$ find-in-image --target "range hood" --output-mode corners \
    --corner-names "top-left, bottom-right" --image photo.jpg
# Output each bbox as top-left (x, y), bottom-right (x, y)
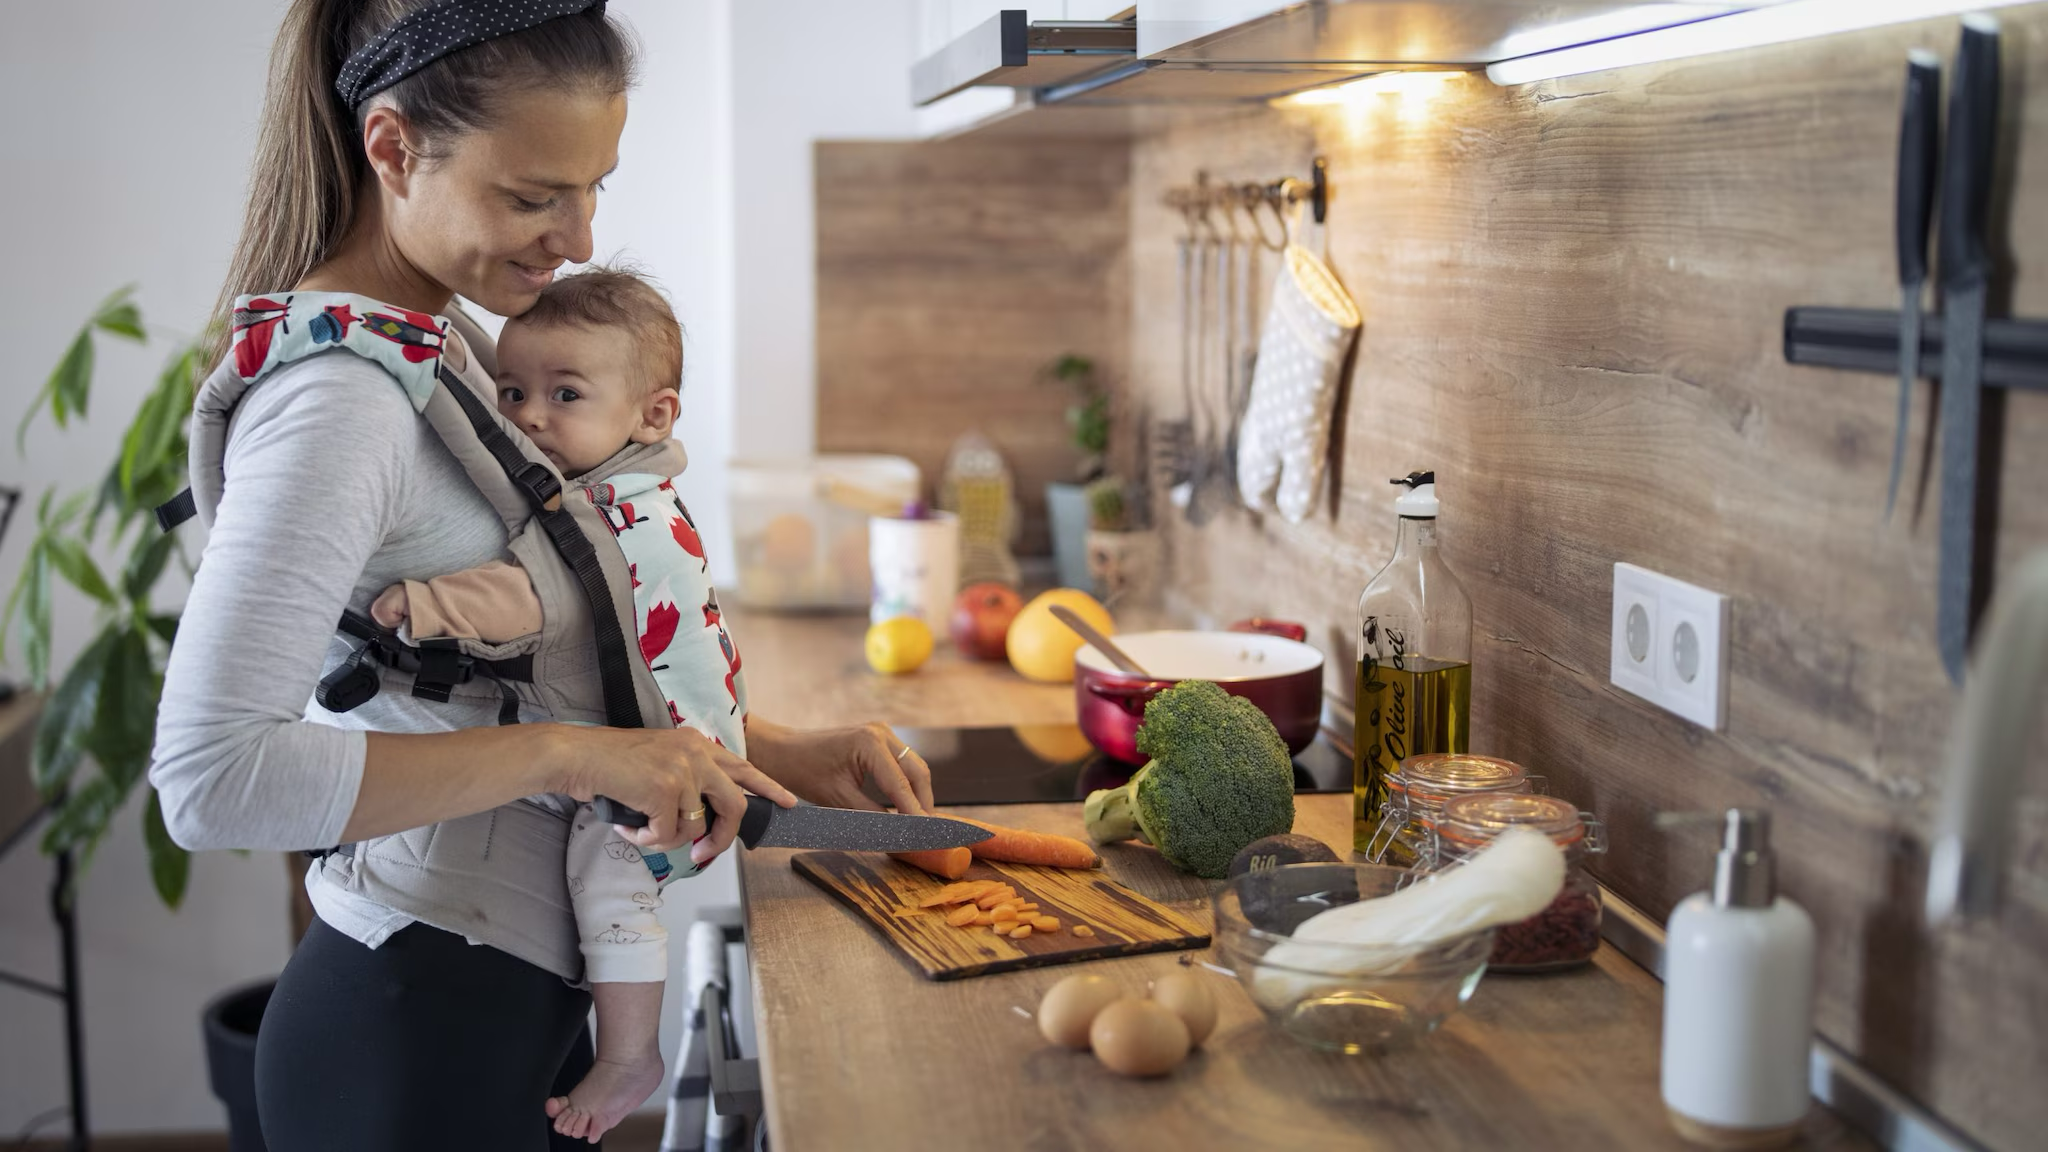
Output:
top-left (912, 3), bottom-right (1757, 132)
top-left (1138, 1), bottom-right (1748, 67)
top-left (912, 12), bottom-right (1137, 106)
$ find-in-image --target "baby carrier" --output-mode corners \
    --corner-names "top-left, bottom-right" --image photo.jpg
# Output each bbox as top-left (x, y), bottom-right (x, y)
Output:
top-left (159, 292), bottom-right (678, 829)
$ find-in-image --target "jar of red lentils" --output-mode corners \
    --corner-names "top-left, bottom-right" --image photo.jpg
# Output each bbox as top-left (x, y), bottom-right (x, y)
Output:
top-left (1364, 753), bottom-right (1537, 868)
top-left (1431, 793), bottom-right (1607, 972)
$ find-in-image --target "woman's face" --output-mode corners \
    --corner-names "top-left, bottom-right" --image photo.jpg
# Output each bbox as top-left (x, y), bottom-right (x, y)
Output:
top-left (385, 89), bottom-right (627, 317)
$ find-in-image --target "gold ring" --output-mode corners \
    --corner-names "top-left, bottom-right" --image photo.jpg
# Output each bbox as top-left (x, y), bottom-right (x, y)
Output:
top-left (896, 745), bottom-right (914, 761)
top-left (685, 807), bottom-right (707, 822)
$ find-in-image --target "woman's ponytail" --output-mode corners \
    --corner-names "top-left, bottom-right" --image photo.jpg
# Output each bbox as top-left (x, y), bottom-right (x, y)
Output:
top-left (211, 0), bottom-right (363, 360)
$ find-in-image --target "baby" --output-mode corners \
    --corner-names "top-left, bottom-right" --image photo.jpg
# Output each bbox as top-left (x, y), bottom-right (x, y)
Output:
top-left (370, 267), bottom-right (744, 1143)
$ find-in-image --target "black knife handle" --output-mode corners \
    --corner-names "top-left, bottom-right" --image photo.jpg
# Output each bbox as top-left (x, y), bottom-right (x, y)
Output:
top-left (1896, 51), bottom-right (1940, 286)
top-left (1938, 17), bottom-right (2000, 290)
top-left (593, 793), bottom-right (775, 849)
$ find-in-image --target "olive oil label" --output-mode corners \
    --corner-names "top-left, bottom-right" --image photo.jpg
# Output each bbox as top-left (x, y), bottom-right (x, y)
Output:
top-left (1353, 616), bottom-right (1472, 851)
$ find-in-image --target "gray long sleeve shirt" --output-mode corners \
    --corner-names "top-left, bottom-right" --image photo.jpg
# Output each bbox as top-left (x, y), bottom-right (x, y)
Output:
top-left (151, 349), bottom-right (576, 973)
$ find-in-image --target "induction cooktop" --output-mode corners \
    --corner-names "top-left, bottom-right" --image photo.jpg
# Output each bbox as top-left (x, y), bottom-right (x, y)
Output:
top-left (868, 725), bottom-right (1354, 808)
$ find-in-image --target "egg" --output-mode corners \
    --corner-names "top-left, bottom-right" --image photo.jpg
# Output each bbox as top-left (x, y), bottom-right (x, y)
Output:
top-left (1037, 974), bottom-right (1123, 1049)
top-left (1089, 998), bottom-right (1191, 1077)
top-left (1150, 970), bottom-right (1218, 1047)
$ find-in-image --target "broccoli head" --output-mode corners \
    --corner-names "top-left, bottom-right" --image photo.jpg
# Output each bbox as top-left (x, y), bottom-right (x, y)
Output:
top-left (1081, 679), bottom-right (1296, 878)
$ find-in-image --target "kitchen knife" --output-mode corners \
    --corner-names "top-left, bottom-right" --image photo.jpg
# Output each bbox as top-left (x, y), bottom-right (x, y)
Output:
top-left (592, 794), bottom-right (994, 852)
top-left (1935, 15), bottom-right (2001, 684)
top-left (1886, 50), bottom-right (1940, 519)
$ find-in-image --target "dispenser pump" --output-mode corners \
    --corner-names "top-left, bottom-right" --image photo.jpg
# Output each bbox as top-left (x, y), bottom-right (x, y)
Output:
top-left (1391, 471), bottom-right (1438, 519)
top-left (1712, 809), bottom-right (1777, 909)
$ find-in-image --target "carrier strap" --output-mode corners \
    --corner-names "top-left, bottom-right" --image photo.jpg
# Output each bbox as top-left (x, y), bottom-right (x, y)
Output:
top-left (437, 368), bottom-right (644, 730)
top-left (156, 487), bottom-right (197, 532)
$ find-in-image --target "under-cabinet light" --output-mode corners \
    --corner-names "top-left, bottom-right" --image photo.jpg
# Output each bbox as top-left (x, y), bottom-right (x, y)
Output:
top-left (1287, 70), bottom-right (1463, 107)
top-left (1487, 0), bottom-right (2032, 86)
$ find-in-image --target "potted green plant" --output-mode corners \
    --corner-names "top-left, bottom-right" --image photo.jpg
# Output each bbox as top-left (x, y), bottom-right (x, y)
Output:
top-left (1042, 354), bottom-right (1107, 592)
top-left (3, 288), bottom-right (272, 1150)
top-left (1083, 475), bottom-right (1159, 608)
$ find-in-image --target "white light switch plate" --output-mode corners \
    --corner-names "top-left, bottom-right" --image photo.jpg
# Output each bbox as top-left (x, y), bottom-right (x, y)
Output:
top-left (1610, 562), bottom-right (1729, 730)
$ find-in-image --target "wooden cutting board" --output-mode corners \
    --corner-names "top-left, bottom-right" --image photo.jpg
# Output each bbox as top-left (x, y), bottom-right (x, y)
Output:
top-left (791, 852), bottom-right (1211, 981)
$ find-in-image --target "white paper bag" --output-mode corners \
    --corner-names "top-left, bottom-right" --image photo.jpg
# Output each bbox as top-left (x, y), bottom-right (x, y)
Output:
top-left (1236, 244), bottom-right (1362, 522)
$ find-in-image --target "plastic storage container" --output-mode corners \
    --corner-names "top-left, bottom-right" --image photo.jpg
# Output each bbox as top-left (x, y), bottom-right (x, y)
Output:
top-left (728, 456), bottom-right (920, 610)
top-left (1433, 793), bottom-right (1607, 972)
top-left (1363, 753), bottom-right (1535, 868)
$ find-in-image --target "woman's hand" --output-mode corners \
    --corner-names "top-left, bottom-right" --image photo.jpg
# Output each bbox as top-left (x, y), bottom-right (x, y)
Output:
top-left (548, 725), bottom-right (798, 866)
top-left (743, 717), bottom-right (936, 815)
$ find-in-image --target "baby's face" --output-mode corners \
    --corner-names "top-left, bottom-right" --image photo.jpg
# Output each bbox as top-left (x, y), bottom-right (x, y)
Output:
top-left (495, 321), bottom-right (668, 477)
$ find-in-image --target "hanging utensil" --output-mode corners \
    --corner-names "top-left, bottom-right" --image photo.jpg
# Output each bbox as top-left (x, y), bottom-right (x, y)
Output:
top-left (1178, 193), bottom-right (1217, 521)
top-left (1935, 15), bottom-right (2001, 684)
top-left (1885, 50), bottom-right (1940, 520)
top-left (1155, 207), bottom-right (1197, 496)
top-left (1186, 198), bottom-right (1232, 527)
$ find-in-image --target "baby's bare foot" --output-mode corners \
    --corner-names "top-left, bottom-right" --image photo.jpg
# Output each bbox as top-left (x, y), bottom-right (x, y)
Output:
top-left (546, 1053), bottom-right (666, 1144)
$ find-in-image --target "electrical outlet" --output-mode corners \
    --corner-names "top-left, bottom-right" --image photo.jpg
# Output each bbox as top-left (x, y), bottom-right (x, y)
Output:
top-left (1610, 562), bottom-right (1729, 730)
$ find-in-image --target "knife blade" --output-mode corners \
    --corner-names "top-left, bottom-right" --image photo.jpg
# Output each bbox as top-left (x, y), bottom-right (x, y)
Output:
top-left (1935, 15), bottom-right (2001, 684)
top-left (1886, 50), bottom-right (1940, 520)
top-left (593, 794), bottom-right (993, 852)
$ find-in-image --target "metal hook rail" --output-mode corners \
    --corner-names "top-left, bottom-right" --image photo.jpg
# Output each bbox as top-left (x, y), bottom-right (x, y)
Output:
top-left (1165, 157), bottom-right (1328, 250)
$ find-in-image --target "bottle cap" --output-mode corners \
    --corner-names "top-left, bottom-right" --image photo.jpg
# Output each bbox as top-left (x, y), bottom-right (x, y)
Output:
top-left (1391, 471), bottom-right (1438, 519)
top-left (1712, 808), bottom-right (1776, 909)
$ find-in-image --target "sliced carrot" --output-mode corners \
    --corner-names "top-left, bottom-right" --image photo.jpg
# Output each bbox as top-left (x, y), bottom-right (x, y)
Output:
top-left (917, 880), bottom-right (998, 908)
top-left (1009, 925), bottom-right (1033, 939)
top-left (945, 905), bottom-right (980, 927)
top-left (1033, 917), bottom-right (1060, 932)
top-left (1016, 903), bottom-right (1040, 914)
top-left (993, 908), bottom-right (1019, 923)
top-left (1072, 925), bottom-right (1095, 937)
top-left (956, 819), bottom-right (1101, 869)
top-left (973, 912), bottom-right (996, 926)
top-left (893, 847), bottom-right (971, 880)
top-left (975, 887), bottom-right (1017, 910)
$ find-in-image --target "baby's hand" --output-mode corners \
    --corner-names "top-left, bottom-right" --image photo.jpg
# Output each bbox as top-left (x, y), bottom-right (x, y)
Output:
top-left (369, 584), bottom-right (410, 630)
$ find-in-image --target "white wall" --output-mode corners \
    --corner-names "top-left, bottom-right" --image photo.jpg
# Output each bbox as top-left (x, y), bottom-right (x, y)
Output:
top-left (0, 1), bottom-right (294, 1137)
top-left (726, 0), bottom-right (918, 468)
top-left (0, 0), bottom-right (922, 1136)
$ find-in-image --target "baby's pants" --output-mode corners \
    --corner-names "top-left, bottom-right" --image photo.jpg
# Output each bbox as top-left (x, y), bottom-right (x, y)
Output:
top-left (566, 803), bottom-right (698, 983)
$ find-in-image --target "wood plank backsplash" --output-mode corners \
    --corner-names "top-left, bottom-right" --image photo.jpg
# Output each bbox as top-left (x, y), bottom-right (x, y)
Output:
top-left (1116, 12), bottom-right (2048, 1151)
top-left (815, 139), bottom-right (1131, 555)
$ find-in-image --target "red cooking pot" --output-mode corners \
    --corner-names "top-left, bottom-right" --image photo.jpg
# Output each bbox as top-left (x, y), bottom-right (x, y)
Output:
top-left (1073, 631), bottom-right (1325, 764)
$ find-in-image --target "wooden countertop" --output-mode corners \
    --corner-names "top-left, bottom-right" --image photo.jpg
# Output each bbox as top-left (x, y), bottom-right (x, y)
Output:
top-left (729, 610), bottom-right (1872, 1152)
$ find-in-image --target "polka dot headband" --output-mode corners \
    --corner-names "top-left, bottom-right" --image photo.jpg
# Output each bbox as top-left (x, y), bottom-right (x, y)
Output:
top-left (335, 0), bottom-right (608, 110)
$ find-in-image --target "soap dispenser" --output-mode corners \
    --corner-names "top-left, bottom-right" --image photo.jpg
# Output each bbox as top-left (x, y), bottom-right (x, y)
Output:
top-left (1661, 809), bottom-right (1816, 1148)
top-left (1353, 471), bottom-right (1471, 852)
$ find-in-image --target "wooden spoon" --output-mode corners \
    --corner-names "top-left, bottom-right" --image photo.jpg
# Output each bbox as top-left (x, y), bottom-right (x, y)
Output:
top-left (1049, 605), bottom-right (1153, 677)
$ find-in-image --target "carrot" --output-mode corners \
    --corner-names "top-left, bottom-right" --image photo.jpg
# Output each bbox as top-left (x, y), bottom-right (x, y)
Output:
top-left (917, 880), bottom-right (999, 908)
top-left (892, 847), bottom-right (971, 880)
top-left (957, 819), bottom-right (1101, 870)
top-left (975, 887), bottom-right (1018, 910)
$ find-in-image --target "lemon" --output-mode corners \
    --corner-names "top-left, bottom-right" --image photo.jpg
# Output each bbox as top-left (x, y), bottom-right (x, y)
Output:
top-left (1006, 589), bottom-right (1115, 683)
top-left (865, 616), bottom-right (934, 675)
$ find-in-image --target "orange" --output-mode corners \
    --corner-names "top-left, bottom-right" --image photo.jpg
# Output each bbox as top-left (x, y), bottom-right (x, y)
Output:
top-left (1006, 589), bottom-right (1114, 683)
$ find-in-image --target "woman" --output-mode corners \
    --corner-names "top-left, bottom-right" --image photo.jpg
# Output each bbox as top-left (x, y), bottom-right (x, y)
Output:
top-left (149, 2), bottom-right (932, 1148)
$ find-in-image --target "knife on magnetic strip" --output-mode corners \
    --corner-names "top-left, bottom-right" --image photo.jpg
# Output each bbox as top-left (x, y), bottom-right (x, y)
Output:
top-left (1885, 50), bottom-right (1940, 520)
top-left (1934, 15), bottom-right (2001, 684)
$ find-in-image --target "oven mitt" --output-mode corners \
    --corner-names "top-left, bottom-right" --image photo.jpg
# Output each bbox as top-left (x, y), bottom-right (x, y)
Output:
top-left (1236, 245), bottom-right (1362, 522)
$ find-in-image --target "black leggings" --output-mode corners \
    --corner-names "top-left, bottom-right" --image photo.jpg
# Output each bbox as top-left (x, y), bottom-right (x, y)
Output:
top-left (256, 917), bottom-right (598, 1151)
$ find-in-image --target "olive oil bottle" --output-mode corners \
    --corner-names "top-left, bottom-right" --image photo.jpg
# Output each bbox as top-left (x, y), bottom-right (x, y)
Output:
top-left (1355, 472), bottom-right (1473, 852)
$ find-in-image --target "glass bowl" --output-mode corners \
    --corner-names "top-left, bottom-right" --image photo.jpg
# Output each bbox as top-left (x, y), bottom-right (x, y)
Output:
top-left (1213, 863), bottom-right (1495, 1054)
